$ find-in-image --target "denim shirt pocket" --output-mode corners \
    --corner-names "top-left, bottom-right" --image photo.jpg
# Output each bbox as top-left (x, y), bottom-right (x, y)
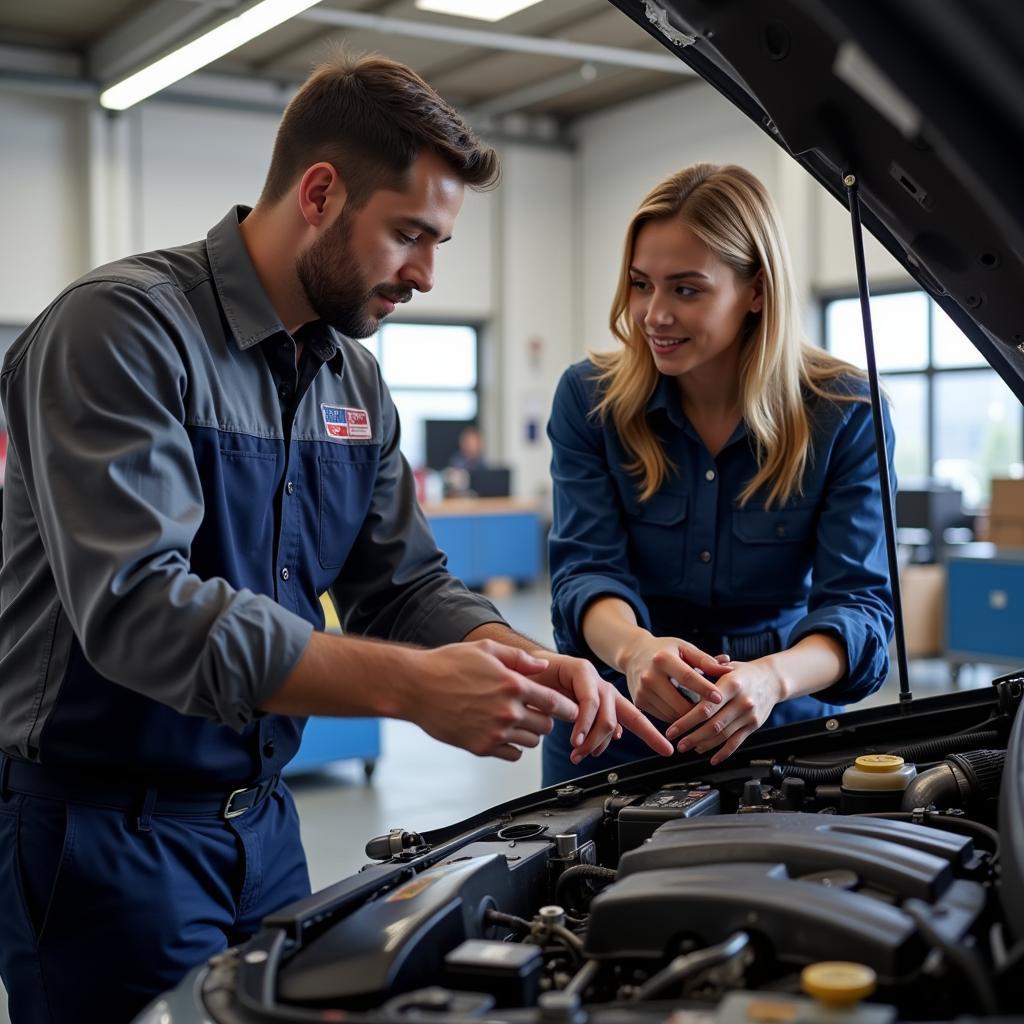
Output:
top-left (317, 444), bottom-right (381, 570)
top-left (625, 491), bottom-right (689, 589)
top-left (730, 504), bottom-right (817, 601)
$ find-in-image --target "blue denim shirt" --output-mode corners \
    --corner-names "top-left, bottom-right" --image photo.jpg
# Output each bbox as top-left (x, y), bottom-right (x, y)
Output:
top-left (544, 359), bottom-right (895, 779)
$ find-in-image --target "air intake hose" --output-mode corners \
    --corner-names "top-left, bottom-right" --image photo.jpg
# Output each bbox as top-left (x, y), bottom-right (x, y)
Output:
top-left (902, 749), bottom-right (1005, 812)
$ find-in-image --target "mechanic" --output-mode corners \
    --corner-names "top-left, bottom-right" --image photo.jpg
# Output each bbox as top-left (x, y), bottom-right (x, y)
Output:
top-left (0, 54), bottom-right (671, 1022)
top-left (543, 162), bottom-right (895, 785)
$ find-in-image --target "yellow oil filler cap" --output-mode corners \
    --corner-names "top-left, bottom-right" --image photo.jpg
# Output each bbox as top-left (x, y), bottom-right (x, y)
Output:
top-left (801, 962), bottom-right (877, 1006)
top-left (854, 755), bottom-right (905, 772)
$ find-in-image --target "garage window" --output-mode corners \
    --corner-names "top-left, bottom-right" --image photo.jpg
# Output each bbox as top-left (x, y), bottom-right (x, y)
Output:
top-left (822, 290), bottom-right (1022, 507)
top-left (358, 322), bottom-right (479, 469)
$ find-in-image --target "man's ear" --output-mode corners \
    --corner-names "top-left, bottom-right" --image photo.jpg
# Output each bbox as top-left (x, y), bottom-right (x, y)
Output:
top-left (749, 269), bottom-right (765, 314)
top-left (297, 162), bottom-right (348, 227)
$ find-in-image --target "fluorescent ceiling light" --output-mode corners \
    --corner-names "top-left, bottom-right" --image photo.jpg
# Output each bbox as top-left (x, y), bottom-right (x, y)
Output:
top-left (100, 0), bottom-right (323, 111)
top-left (414, 0), bottom-right (545, 22)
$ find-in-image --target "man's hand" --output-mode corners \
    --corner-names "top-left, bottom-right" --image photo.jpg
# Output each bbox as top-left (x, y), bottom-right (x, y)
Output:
top-left (412, 640), bottom-right (579, 761)
top-left (666, 657), bottom-right (785, 765)
top-left (620, 634), bottom-right (729, 724)
top-left (526, 651), bottom-right (673, 765)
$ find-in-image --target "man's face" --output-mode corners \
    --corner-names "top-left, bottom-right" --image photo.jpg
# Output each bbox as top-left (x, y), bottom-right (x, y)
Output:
top-left (297, 150), bottom-right (465, 338)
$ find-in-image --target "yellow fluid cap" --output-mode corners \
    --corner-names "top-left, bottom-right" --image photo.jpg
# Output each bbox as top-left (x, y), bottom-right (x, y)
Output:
top-left (854, 754), bottom-right (905, 773)
top-left (801, 962), bottom-right (877, 1005)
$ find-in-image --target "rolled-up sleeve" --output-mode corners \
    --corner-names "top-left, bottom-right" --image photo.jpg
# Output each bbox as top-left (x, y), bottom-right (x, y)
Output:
top-left (548, 366), bottom-right (651, 657)
top-left (1, 281), bottom-right (313, 730)
top-left (787, 398), bottom-right (896, 703)
top-left (329, 366), bottom-right (507, 647)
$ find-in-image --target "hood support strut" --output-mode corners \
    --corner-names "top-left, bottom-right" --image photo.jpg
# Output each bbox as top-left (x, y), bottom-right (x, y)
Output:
top-left (844, 172), bottom-right (912, 706)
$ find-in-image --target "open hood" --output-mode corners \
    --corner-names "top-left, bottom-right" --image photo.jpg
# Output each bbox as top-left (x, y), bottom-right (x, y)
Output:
top-left (609, 0), bottom-right (1024, 401)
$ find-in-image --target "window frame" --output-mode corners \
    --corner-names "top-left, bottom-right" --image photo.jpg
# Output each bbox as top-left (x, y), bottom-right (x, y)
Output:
top-left (819, 286), bottom-right (1024, 509)
top-left (364, 317), bottom-right (484, 467)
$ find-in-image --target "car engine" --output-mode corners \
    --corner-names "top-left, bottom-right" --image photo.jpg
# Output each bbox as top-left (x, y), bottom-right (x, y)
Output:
top-left (180, 676), bottom-right (1023, 1024)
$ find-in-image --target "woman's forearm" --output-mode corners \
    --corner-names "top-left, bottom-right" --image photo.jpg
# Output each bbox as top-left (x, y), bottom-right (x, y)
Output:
top-left (581, 596), bottom-right (651, 672)
top-left (763, 632), bottom-right (847, 701)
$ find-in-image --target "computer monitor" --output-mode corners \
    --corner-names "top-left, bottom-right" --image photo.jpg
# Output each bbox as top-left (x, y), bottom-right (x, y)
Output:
top-left (468, 467), bottom-right (511, 498)
top-left (424, 418), bottom-right (475, 471)
top-left (895, 481), bottom-right (964, 562)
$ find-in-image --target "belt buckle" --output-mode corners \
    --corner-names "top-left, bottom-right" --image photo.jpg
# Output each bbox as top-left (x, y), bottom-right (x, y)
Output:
top-left (223, 786), bottom-right (253, 819)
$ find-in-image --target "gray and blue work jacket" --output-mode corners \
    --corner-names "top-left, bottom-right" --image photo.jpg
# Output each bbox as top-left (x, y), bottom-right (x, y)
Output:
top-left (0, 207), bottom-right (504, 788)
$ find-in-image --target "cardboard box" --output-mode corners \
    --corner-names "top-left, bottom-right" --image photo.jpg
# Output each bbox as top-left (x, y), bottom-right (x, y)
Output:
top-left (990, 478), bottom-right (1024, 521)
top-left (987, 522), bottom-right (1024, 548)
top-left (898, 563), bottom-right (945, 659)
top-left (988, 478), bottom-right (1024, 548)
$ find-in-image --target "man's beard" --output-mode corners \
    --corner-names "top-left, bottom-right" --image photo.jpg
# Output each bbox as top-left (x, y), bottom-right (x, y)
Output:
top-left (296, 209), bottom-right (410, 338)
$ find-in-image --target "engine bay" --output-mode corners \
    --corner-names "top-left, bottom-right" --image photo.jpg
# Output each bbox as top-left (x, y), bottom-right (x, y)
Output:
top-left (188, 676), bottom-right (1024, 1023)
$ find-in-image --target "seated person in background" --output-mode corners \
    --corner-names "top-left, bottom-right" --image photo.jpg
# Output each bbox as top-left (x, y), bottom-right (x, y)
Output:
top-left (543, 162), bottom-right (896, 785)
top-left (448, 424), bottom-right (488, 471)
top-left (444, 423), bottom-right (488, 495)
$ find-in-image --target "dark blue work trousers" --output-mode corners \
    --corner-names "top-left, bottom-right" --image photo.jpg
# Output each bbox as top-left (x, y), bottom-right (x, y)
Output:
top-left (0, 782), bottom-right (310, 1023)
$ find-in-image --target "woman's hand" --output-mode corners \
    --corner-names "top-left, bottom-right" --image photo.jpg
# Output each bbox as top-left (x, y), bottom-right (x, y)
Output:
top-left (666, 657), bottom-right (786, 765)
top-left (620, 633), bottom-right (729, 724)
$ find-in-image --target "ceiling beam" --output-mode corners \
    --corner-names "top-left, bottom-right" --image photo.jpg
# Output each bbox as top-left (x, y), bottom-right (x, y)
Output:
top-left (467, 62), bottom-right (623, 119)
top-left (0, 43), bottom-right (82, 78)
top-left (177, 0), bottom-right (694, 75)
top-left (0, 45), bottom-right (572, 146)
top-left (87, 0), bottom-right (234, 84)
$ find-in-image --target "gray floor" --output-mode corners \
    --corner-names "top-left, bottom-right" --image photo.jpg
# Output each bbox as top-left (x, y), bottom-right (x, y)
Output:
top-left (0, 583), bottom-right (1006, 1022)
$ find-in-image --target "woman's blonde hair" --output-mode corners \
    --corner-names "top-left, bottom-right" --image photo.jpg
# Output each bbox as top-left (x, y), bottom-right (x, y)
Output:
top-left (592, 162), bottom-right (864, 507)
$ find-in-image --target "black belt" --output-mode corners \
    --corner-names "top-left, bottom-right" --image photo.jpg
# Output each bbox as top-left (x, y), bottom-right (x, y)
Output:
top-left (680, 628), bottom-right (780, 662)
top-left (0, 754), bottom-right (279, 821)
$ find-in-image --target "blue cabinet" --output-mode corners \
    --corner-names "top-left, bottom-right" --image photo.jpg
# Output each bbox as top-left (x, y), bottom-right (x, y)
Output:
top-left (281, 593), bottom-right (382, 779)
top-left (946, 546), bottom-right (1024, 675)
top-left (425, 498), bottom-right (542, 587)
top-left (284, 716), bottom-right (381, 779)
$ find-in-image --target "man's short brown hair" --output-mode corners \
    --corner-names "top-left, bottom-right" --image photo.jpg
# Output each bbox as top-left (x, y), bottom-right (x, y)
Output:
top-left (260, 52), bottom-right (499, 207)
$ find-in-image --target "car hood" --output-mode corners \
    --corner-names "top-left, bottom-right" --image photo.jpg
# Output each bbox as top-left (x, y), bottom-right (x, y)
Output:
top-left (609, 0), bottom-right (1024, 400)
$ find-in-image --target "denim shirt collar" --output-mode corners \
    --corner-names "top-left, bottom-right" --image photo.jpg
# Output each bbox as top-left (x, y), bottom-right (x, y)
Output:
top-left (646, 371), bottom-right (749, 449)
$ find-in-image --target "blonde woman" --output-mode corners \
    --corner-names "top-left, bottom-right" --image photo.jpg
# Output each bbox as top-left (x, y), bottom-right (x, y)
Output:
top-left (543, 163), bottom-right (894, 785)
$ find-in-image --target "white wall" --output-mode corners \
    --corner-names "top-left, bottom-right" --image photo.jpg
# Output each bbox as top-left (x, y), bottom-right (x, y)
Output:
top-left (0, 93), bottom-right (89, 322)
top-left (494, 144), bottom-right (574, 502)
top-left (137, 103), bottom-right (274, 250)
top-left (814, 183), bottom-right (912, 293)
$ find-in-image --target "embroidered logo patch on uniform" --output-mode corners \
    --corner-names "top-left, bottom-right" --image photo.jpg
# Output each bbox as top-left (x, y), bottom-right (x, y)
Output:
top-left (321, 404), bottom-right (372, 441)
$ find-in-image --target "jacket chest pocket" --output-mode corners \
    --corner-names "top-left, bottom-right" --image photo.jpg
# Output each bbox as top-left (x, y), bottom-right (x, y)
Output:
top-left (625, 492), bottom-right (689, 588)
top-left (317, 445), bottom-right (381, 569)
top-left (203, 449), bottom-right (279, 583)
top-left (730, 505), bottom-right (817, 600)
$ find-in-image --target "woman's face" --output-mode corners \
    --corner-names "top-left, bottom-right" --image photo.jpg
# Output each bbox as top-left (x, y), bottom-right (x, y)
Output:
top-left (628, 216), bottom-right (762, 382)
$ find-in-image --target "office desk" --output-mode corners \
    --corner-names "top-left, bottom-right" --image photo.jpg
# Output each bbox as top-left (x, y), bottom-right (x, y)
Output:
top-left (423, 498), bottom-right (542, 587)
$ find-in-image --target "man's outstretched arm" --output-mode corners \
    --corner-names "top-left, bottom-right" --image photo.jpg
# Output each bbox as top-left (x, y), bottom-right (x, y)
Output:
top-left (260, 631), bottom-right (579, 762)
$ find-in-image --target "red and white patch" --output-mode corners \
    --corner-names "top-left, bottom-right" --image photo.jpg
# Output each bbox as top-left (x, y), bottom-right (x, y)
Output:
top-left (321, 404), bottom-right (372, 441)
